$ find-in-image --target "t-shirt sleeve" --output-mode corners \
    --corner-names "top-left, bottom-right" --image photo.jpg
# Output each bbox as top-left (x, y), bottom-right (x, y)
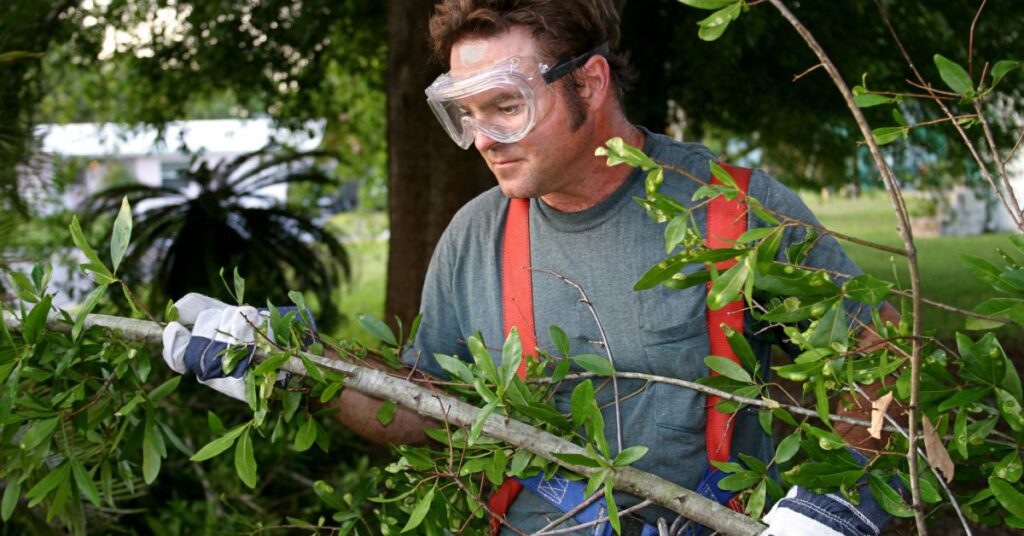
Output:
top-left (400, 226), bottom-right (467, 380)
top-left (749, 170), bottom-right (875, 331)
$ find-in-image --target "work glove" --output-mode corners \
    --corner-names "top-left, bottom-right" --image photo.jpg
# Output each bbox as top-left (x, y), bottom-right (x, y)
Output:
top-left (760, 451), bottom-right (899, 536)
top-left (162, 293), bottom-right (300, 402)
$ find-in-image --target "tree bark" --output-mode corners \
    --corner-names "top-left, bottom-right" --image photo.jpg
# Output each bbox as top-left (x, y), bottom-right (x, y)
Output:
top-left (385, 0), bottom-right (492, 327)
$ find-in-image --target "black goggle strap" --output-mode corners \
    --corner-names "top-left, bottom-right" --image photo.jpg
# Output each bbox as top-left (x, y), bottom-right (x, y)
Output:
top-left (541, 42), bottom-right (610, 84)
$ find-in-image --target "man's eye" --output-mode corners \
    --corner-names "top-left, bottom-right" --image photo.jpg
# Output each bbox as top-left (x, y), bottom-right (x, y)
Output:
top-left (498, 103), bottom-right (522, 115)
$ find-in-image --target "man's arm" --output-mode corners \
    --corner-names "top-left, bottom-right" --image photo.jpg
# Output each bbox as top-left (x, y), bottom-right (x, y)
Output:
top-left (324, 353), bottom-right (440, 446)
top-left (835, 302), bottom-right (902, 452)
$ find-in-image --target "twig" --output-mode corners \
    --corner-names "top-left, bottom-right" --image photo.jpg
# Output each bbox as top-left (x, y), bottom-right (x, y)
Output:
top-left (1004, 130), bottom-right (1024, 165)
top-left (967, 0), bottom-right (988, 79)
top-left (766, 2), bottom-right (928, 532)
top-left (535, 499), bottom-right (654, 536)
top-left (793, 63), bottom-right (824, 82)
top-left (533, 268), bottom-right (624, 453)
top-left (534, 489), bottom-right (606, 534)
top-left (448, 475), bottom-right (529, 536)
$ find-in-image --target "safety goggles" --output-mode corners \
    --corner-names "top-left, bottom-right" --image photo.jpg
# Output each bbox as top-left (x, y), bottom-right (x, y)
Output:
top-left (425, 43), bottom-right (609, 149)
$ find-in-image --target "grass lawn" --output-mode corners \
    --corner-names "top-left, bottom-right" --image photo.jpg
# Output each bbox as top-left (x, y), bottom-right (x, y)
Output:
top-left (327, 212), bottom-right (389, 347)
top-left (803, 192), bottom-right (1022, 351)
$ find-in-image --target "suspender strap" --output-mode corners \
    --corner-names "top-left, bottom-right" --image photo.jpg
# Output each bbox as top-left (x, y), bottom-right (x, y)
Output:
top-left (704, 163), bottom-right (752, 467)
top-left (490, 197), bottom-right (535, 534)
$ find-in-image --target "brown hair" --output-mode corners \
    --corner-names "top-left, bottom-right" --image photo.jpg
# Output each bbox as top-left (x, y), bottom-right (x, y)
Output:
top-left (429, 0), bottom-right (634, 124)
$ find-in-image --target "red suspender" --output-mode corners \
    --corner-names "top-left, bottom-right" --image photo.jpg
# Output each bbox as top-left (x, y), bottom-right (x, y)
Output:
top-left (502, 198), bottom-right (539, 374)
top-left (490, 165), bottom-right (752, 531)
top-left (705, 164), bottom-right (752, 464)
top-left (489, 197), bottom-right (534, 533)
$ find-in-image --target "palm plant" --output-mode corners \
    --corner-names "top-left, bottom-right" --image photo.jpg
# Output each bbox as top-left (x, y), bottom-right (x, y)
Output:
top-left (87, 147), bottom-right (350, 329)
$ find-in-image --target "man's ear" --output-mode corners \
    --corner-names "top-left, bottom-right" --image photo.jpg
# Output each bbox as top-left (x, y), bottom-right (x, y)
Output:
top-left (577, 54), bottom-right (612, 111)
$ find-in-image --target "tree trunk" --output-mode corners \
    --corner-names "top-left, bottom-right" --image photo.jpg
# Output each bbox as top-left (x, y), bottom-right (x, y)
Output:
top-left (385, 0), bottom-right (492, 328)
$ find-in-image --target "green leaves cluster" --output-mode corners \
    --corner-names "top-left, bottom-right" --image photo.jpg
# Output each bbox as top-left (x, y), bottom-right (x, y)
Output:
top-left (599, 136), bottom-right (1024, 528)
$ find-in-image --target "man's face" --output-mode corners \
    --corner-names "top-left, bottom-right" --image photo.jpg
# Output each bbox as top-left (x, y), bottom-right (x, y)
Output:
top-left (449, 28), bottom-right (590, 199)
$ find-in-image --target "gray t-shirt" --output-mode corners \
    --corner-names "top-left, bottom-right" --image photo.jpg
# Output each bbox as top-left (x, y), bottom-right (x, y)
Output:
top-left (403, 130), bottom-right (866, 531)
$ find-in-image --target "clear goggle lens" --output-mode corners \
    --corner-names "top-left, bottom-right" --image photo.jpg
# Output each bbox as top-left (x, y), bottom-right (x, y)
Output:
top-left (428, 76), bottom-right (538, 149)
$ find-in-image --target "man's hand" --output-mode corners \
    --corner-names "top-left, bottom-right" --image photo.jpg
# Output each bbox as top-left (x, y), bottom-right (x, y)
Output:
top-left (760, 481), bottom-right (892, 536)
top-left (162, 293), bottom-right (272, 402)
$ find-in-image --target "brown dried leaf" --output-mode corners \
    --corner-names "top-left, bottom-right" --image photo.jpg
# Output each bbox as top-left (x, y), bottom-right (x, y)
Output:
top-left (868, 391), bottom-right (894, 440)
top-left (922, 416), bottom-right (955, 482)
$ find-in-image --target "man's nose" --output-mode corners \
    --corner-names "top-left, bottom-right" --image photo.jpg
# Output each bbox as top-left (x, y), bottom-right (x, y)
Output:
top-left (472, 127), bottom-right (499, 153)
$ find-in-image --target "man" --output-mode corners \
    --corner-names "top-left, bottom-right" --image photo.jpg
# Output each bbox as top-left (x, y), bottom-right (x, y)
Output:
top-left (165, 1), bottom-right (898, 534)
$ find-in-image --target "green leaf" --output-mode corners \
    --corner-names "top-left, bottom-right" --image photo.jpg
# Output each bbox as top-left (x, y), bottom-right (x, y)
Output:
top-left (697, 2), bottom-right (742, 42)
top-left (572, 354), bottom-right (615, 376)
top-left (294, 417), bottom-right (317, 452)
top-left (989, 477), bottom-right (1024, 519)
top-left (433, 353), bottom-right (473, 383)
top-left (722, 324), bottom-right (758, 376)
top-left (499, 327), bottom-right (523, 392)
top-left (19, 416), bottom-right (59, 450)
top-left (679, 0), bottom-right (736, 9)
top-left (746, 479), bottom-right (768, 518)
top-left (235, 429), bottom-right (258, 488)
top-left (809, 301), bottom-right (849, 351)
top-left (22, 294), bottom-right (52, 345)
top-left (72, 284), bottom-right (108, 341)
top-left (664, 215), bottom-right (690, 253)
top-left (191, 423), bottom-right (247, 462)
top-left (613, 446), bottom-right (649, 467)
top-left (604, 478), bottom-right (620, 535)
top-left (401, 487), bottom-right (434, 533)
top-left (991, 60), bottom-right (1022, 90)
top-left (996, 388), bottom-right (1024, 432)
top-left (705, 355), bottom-right (752, 384)
top-left (994, 451), bottom-right (1024, 483)
top-left (718, 471), bottom-right (761, 491)
top-left (233, 267), bottom-right (245, 306)
top-left (25, 462), bottom-right (70, 505)
top-left (468, 334), bottom-right (499, 385)
top-left (1, 479), bottom-right (20, 521)
top-left (775, 433), bottom-right (801, 464)
top-left (71, 459), bottom-right (101, 507)
top-left (709, 161), bottom-right (738, 190)
top-left (595, 137), bottom-right (659, 170)
top-left (934, 54), bottom-right (975, 96)
top-left (854, 94), bottom-right (896, 108)
top-left (110, 196), bottom-right (132, 273)
top-left (707, 258), bottom-right (750, 310)
top-left (844, 275), bottom-right (893, 305)
top-left (69, 215), bottom-right (113, 280)
top-left (571, 379), bottom-right (596, 427)
top-left (634, 252), bottom-right (690, 290)
top-left (966, 298), bottom-right (1024, 330)
top-left (148, 375), bottom-right (182, 401)
top-left (872, 126), bottom-right (905, 146)
top-left (356, 314), bottom-right (397, 346)
top-left (376, 401), bottom-right (398, 426)
top-left (936, 386), bottom-right (991, 412)
top-left (552, 451), bottom-right (602, 468)
top-left (469, 400), bottom-right (498, 445)
top-left (868, 472), bottom-right (914, 517)
top-left (142, 419), bottom-right (162, 484)
top-left (549, 325), bottom-right (571, 357)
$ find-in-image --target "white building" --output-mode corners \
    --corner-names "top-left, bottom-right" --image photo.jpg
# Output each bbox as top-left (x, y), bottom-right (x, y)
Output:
top-left (29, 118), bottom-right (324, 211)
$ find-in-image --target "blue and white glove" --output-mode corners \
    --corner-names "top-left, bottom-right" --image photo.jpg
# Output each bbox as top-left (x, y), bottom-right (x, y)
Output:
top-left (760, 484), bottom-right (892, 536)
top-left (761, 451), bottom-right (900, 536)
top-left (162, 293), bottom-right (279, 402)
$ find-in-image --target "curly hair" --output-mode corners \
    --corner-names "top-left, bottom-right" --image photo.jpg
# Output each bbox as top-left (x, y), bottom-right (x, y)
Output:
top-left (429, 0), bottom-right (634, 116)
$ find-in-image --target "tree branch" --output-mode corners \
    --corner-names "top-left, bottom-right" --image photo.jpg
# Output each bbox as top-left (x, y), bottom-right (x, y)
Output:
top-left (5, 312), bottom-right (765, 536)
